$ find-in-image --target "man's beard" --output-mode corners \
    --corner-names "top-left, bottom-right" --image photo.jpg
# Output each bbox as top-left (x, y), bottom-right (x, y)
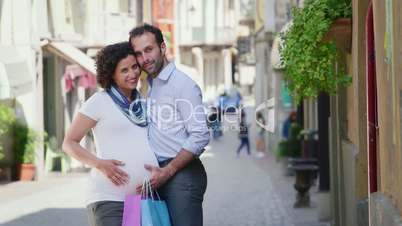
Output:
top-left (147, 55), bottom-right (164, 76)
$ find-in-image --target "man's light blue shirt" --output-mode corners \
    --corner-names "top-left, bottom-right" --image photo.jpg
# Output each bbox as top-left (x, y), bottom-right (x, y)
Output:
top-left (147, 62), bottom-right (210, 162)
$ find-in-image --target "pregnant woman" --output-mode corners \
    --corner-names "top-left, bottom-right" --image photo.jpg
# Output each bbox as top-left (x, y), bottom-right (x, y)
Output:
top-left (62, 42), bottom-right (158, 226)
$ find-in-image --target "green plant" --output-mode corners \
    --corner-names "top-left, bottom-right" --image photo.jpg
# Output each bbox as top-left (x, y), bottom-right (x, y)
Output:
top-left (0, 104), bottom-right (16, 160)
top-left (276, 123), bottom-right (303, 158)
top-left (289, 123), bottom-right (302, 141)
top-left (12, 120), bottom-right (39, 164)
top-left (280, 0), bottom-right (352, 102)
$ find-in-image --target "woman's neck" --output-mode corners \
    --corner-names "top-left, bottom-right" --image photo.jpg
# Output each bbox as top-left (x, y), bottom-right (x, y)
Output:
top-left (119, 87), bottom-right (133, 102)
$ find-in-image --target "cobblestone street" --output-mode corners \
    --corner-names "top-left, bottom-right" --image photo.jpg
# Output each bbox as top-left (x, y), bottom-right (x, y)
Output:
top-left (203, 124), bottom-right (291, 226)
top-left (0, 112), bottom-right (326, 226)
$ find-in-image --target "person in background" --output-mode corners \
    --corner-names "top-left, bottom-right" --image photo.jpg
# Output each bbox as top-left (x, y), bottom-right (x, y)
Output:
top-left (236, 110), bottom-right (250, 157)
top-left (207, 106), bottom-right (223, 140)
top-left (255, 112), bottom-right (266, 158)
top-left (282, 111), bottom-right (297, 140)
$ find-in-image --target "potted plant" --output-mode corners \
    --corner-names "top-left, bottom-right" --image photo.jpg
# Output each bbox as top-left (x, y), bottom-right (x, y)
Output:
top-left (280, 0), bottom-right (352, 102)
top-left (12, 120), bottom-right (39, 181)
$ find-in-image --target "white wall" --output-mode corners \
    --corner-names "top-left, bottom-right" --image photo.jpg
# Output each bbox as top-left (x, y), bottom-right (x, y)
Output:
top-left (48, 0), bottom-right (78, 40)
top-left (33, 0), bottom-right (51, 38)
top-left (254, 39), bottom-right (269, 106)
top-left (0, 0), bottom-right (39, 127)
top-left (222, 49), bottom-right (233, 89)
top-left (239, 64), bottom-right (256, 86)
top-left (0, 0), bottom-right (45, 179)
top-left (72, 0), bottom-right (137, 46)
top-left (0, 0), bottom-right (14, 44)
top-left (177, 0), bottom-right (237, 45)
top-left (264, 0), bottom-right (276, 32)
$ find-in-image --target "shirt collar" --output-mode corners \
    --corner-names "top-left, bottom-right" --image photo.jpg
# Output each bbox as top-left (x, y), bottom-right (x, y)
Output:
top-left (156, 61), bottom-right (175, 81)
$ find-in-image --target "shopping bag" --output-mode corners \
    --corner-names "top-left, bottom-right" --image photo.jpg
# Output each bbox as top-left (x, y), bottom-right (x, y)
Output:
top-left (141, 180), bottom-right (172, 226)
top-left (141, 199), bottom-right (171, 226)
top-left (149, 200), bottom-right (171, 226)
top-left (122, 194), bottom-right (141, 226)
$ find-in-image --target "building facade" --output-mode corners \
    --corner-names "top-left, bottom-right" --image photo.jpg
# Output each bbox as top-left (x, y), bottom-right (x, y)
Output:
top-left (176, 0), bottom-right (240, 103)
top-left (0, 0), bottom-right (144, 180)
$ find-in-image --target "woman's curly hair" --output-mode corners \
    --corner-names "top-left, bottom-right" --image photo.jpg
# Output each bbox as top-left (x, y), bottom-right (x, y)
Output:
top-left (95, 42), bottom-right (135, 89)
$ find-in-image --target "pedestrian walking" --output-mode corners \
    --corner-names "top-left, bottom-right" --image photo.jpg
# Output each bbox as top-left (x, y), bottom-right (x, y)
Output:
top-left (207, 106), bottom-right (223, 140)
top-left (236, 110), bottom-right (250, 157)
top-left (255, 112), bottom-right (266, 158)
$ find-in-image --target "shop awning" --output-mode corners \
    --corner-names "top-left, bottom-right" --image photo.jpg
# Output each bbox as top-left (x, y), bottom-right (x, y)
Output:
top-left (44, 42), bottom-right (96, 75)
top-left (0, 46), bottom-right (32, 97)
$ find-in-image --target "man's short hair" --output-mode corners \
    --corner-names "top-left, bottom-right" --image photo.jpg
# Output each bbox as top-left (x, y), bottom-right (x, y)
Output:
top-left (95, 42), bottom-right (134, 89)
top-left (128, 23), bottom-right (164, 46)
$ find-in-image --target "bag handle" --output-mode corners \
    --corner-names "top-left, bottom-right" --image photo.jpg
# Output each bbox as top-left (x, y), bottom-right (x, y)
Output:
top-left (146, 180), bottom-right (156, 201)
top-left (149, 181), bottom-right (162, 201)
top-left (140, 178), bottom-right (148, 199)
top-left (141, 178), bottom-right (162, 201)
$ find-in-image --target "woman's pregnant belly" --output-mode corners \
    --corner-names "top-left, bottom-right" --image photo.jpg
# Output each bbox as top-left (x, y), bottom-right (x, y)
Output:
top-left (88, 149), bottom-right (158, 199)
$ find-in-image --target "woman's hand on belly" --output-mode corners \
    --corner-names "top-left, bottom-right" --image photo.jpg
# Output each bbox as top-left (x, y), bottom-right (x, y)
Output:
top-left (95, 159), bottom-right (130, 186)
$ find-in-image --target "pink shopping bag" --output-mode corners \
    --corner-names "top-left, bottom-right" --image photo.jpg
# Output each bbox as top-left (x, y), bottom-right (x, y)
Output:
top-left (122, 194), bottom-right (141, 226)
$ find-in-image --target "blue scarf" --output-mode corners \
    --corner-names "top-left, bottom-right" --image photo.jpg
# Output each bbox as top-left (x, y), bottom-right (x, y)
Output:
top-left (106, 85), bottom-right (147, 127)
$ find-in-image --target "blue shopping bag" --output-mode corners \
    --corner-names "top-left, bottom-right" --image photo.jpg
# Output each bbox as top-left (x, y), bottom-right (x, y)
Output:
top-left (141, 180), bottom-right (172, 226)
top-left (141, 199), bottom-right (171, 226)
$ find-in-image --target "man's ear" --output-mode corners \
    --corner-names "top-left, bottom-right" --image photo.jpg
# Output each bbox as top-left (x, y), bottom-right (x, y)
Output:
top-left (160, 42), bottom-right (167, 54)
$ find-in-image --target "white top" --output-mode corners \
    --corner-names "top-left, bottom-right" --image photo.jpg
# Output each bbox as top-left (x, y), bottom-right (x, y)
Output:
top-left (79, 91), bottom-right (158, 205)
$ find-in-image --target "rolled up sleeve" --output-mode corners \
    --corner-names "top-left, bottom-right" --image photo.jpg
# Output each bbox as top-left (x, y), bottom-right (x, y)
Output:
top-left (178, 83), bottom-right (210, 156)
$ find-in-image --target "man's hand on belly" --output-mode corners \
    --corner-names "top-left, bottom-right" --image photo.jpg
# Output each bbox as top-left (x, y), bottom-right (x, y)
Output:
top-left (135, 149), bottom-right (195, 193)
top-left (135, 164), bottom-right (175, 193)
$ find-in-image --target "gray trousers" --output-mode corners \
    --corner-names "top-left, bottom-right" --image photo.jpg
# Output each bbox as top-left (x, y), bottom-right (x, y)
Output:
top-left (87, 201), bottom-right (124, 226)
top-left (159, 158), bottom-right (208, 226)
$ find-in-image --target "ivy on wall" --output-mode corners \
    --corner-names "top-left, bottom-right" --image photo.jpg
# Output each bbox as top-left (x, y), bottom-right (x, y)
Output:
top-left (280, 0), bottom-right (352, 102)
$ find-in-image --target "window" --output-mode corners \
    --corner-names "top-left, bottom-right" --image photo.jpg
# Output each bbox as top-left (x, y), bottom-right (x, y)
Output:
top-left (228, 0), bottom-right (234, 10)
top-left (48, 0), bottom-right (77, 37)
top-left (119, 0), bottom-right (129, 13)
top-left (224, 0), bottom-right (235, 27)
top-left (189, 0), bottom-right (203, 27)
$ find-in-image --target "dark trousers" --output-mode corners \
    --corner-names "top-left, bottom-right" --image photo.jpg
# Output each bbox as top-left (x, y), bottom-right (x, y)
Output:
top-left (159, 158), bottom-right (207, 226)
top-left (87, 201), bottom-right (124, 226)
top-left (237, 137), bottom-right (250, 155)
